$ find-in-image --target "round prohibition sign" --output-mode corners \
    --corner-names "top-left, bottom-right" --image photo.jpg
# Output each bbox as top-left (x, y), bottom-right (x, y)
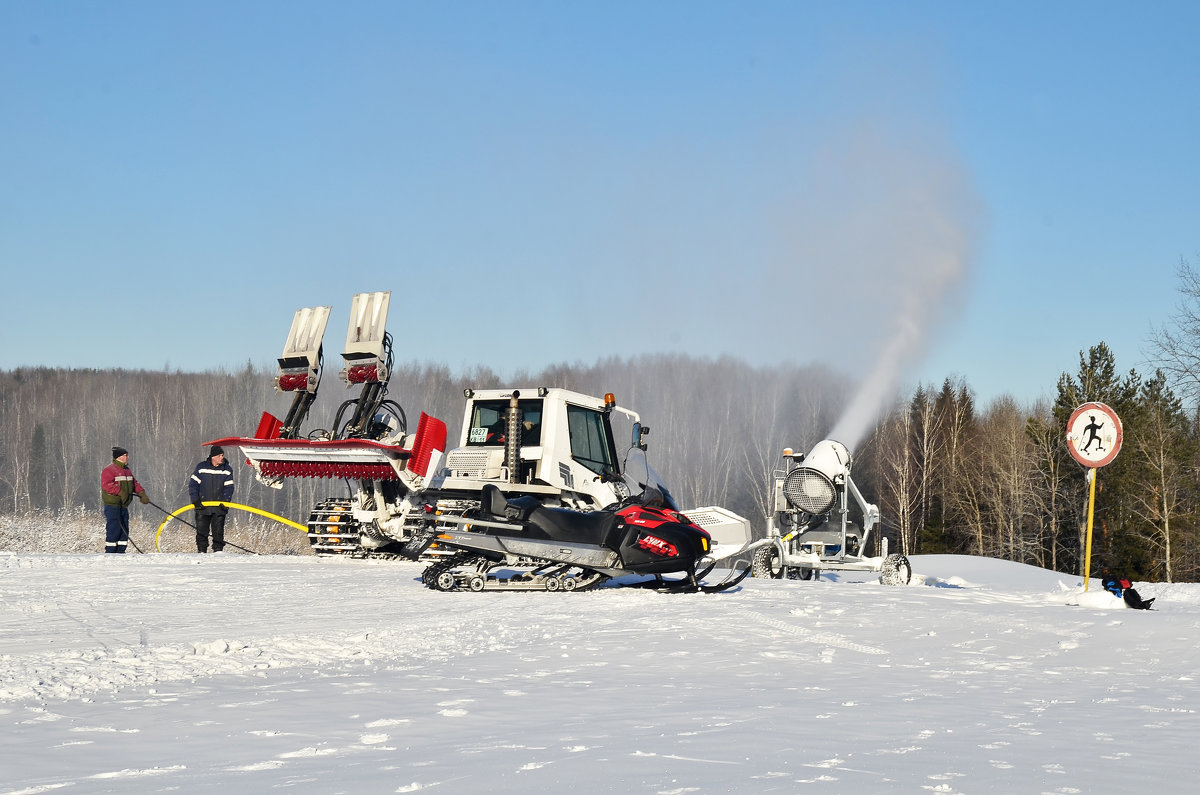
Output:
top-left (1065, 402), bottom-right (1123, 468)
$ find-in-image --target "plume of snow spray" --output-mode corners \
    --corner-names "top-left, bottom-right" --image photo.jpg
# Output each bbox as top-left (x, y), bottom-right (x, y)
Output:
top-left (826, 228), bottom-right (970, 450)
top-left (801, 124), bottom-right (981, 451)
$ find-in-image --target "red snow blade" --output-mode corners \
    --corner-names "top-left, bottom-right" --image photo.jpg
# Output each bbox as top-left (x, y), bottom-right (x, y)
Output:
top-left (205, 436), bottom-right (411, 481)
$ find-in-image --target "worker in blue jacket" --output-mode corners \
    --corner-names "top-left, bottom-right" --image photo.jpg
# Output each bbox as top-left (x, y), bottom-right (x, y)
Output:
top-left (189, 445), bottom-right (234, 552)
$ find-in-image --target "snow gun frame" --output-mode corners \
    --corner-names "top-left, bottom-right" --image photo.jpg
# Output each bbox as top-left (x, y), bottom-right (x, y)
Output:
top-left (752, 440), bottom-right (911, 586)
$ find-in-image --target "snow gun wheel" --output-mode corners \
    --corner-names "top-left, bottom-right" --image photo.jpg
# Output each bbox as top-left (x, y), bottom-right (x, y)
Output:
top-left (751, 545), bottom-right (785, 579)
top-left (880, 554), bottom-right (912, 586)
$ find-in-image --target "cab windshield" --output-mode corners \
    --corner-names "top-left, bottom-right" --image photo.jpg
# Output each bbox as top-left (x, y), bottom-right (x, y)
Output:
top-left (465, 399), bottom-right (543, 447)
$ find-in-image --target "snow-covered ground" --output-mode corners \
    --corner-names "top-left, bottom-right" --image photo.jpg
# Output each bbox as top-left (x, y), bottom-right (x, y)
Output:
top-left (1, 549), bottom-right (1195, 794)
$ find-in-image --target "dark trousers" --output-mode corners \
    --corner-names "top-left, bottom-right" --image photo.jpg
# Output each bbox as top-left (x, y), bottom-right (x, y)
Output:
top-left (104, 505), bottom-right (129, 553)
top-left (195, 509), bottom-right (226, 552)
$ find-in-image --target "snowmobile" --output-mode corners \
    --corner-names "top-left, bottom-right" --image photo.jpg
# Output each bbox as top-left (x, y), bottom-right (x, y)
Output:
top-left (412, 452), bottom-right (753, 593)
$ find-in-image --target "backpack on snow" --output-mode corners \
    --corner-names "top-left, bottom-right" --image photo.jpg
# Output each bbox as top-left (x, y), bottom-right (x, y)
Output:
top-left (1101, 575), bottom-right (1155, 610)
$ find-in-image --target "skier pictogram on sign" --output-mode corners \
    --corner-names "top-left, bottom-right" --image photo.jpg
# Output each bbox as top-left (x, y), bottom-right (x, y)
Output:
top-left (1065, 402), bottom-right (1122, 468)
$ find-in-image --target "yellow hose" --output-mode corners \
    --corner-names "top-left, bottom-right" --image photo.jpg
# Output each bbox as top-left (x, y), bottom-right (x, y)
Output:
top-left (155, 501), bottom-right (309, 551)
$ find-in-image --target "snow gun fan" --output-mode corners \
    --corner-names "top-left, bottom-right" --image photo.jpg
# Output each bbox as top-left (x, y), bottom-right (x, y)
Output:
top-left (781, 439), bottom-right (850, 515)
top-left (753, 439), bottom-right (912, 585)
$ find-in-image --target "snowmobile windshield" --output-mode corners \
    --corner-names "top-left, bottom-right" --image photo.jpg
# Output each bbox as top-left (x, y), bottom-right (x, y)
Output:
top-left (640, 486), bottom-right (665, 507)
top-left (466, 399), bottom-right (543, 447)
top-left (644, 461), bottom-right (680, 511)
top-left (622, 448), bottom-right (680, 511)
top-left (623, 446), bottom-right (650, 490)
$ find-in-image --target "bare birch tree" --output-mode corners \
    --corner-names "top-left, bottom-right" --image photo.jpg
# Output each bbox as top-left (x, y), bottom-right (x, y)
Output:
top-left (1125, 371), bottom-right (1196, 581)
top-left (978, 396), bottom-right (1039, 562)
top-left (1148, 258), bottom-right (1200, 406)
top-left (877, 400), bottom-right (919, 555)
top-left (1024, 401), bottom-right (1075, 571)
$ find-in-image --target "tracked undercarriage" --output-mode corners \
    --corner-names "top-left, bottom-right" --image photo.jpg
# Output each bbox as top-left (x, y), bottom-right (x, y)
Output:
top-left (421, 550), bottom-right (749, 593)
top-left (421, 551), bottom-right (609, 592)
top-left (305, 496), bottom-right (485, 560)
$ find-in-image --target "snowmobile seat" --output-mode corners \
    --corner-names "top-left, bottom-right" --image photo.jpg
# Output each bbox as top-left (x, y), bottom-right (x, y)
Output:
top-left (527, 505), bottom-right (620, 548)
top-left (481, 484), bottom-right (508, 518)
top-left (480, 484), bottom-right (541, 522)
top-left (504, 495), bottom-right (542, 522)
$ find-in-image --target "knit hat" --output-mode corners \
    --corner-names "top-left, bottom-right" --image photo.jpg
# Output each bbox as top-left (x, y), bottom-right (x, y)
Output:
top-left (208, 445), bottom-right (225, 459)
top-left (112, 446), bottom-right (128, 459)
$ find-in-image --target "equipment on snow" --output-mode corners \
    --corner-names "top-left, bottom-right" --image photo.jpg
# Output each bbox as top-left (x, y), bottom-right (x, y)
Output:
top-left (205, 293), bottom-right (757, 567)
top-left (150, 499), bottom-right (314, 554)
top-left (751, 440), bottom-right (910, 586)
top-left (409, 482), bottom-right (750, 592)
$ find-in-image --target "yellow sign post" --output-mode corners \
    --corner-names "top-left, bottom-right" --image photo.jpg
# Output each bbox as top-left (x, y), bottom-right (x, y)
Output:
top-left (1082, 469), bottom-right (1097, 589)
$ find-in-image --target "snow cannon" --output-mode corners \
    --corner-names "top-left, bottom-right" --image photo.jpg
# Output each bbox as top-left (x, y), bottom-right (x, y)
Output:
top-left (781, 439), bottom-right (852, 515)
top-left (753, 439), bottom-right (911, 585)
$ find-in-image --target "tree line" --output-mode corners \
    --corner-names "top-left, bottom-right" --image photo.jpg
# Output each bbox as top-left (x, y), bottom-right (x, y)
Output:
top-left (856, 344), bottom-right (1199, 582)
top-left (2, 327), bottom-right (1198, 581)
top-left (0, 355), bottom-right (850, 530)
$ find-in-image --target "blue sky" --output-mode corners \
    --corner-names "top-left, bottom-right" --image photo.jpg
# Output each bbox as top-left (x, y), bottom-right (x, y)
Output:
top-left (3, 1), bottom-right (1197, 407)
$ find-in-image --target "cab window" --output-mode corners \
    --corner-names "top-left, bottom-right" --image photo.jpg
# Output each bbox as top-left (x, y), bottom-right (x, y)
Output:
top-left (466, 399), bottom-right (542, 446)
top-left (567, 404), bottom-right (616, 475)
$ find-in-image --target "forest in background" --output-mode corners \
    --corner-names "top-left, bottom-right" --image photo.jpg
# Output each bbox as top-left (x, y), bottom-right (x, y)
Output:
top-left (2, 339), bottom-right (1198, 582)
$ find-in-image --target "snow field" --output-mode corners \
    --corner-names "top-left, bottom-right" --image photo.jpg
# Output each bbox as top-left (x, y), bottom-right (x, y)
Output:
top-left (0, 551), bottom-right (1195, 793)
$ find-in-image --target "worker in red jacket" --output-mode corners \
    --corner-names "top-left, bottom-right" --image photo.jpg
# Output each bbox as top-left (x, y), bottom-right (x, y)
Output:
top-left (100, 446), bottom-right (148, 553)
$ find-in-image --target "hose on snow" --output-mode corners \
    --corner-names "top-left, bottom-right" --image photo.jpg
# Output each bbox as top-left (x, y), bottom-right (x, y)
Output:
top-left (151, 500), bottom-right (307, 553)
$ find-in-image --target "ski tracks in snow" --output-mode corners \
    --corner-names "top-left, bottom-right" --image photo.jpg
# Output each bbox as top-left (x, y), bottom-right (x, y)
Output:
top-left (743, 611), bottom-right (886, 655)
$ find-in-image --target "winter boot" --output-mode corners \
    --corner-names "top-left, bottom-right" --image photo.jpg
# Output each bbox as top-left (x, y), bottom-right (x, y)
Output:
top-left (1124, 588), bottom-right (1155, 610)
